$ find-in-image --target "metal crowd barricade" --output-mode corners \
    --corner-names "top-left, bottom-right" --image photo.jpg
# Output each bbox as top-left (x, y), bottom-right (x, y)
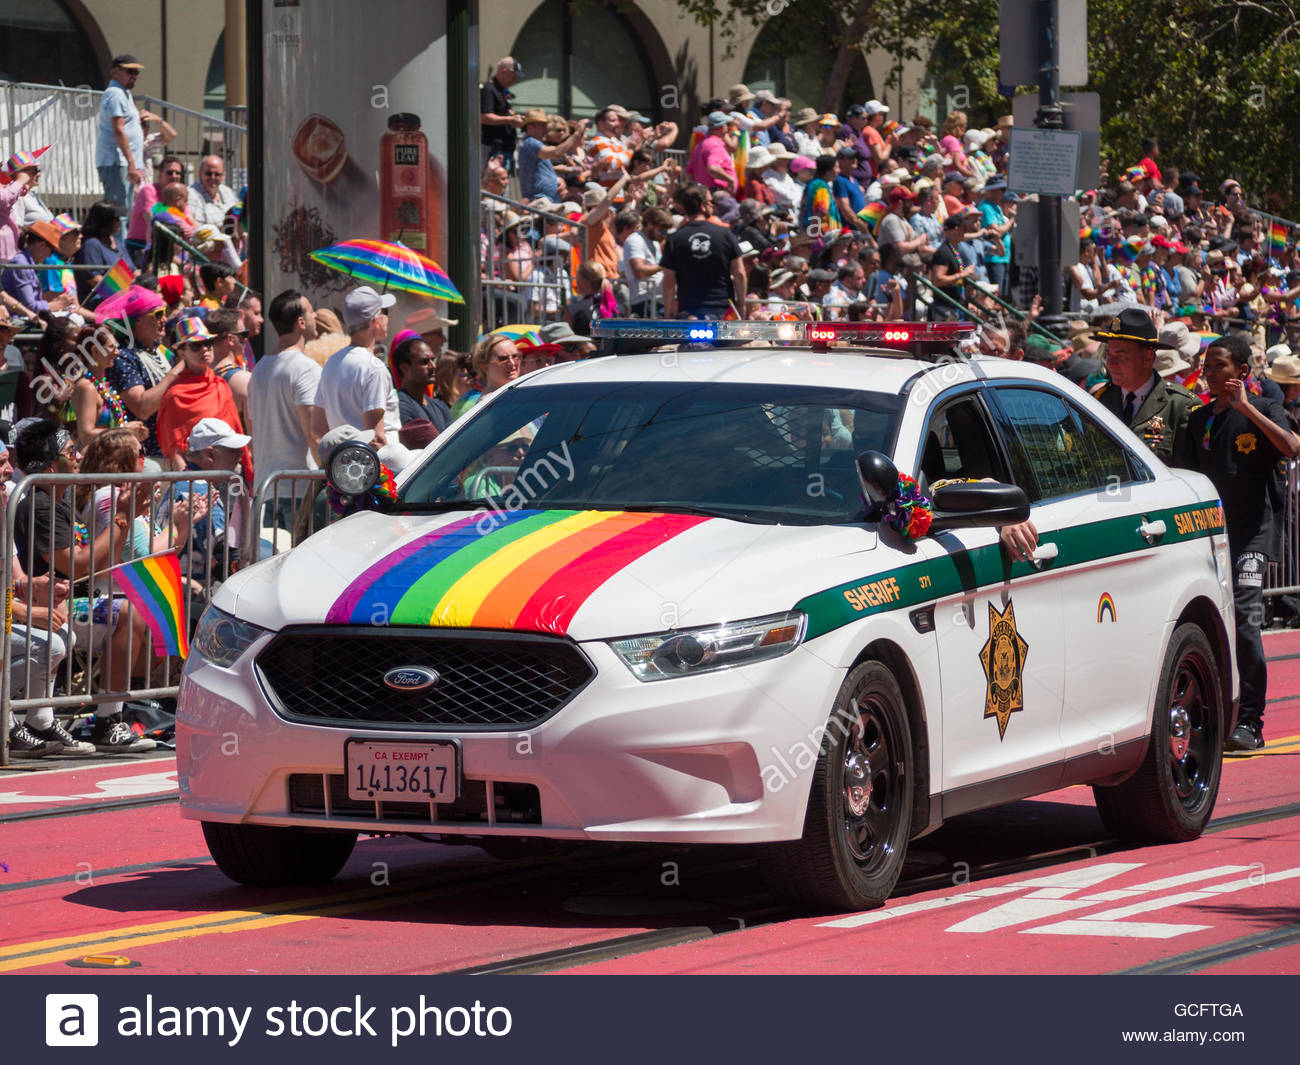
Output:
top-left (480, 191), bottom-right (589, 332)
top-left (246, 470), bottom-right (333, 566)
top-left (138, 95), bottom-right (248, 195)
top-left (1, 468), bottom-right (244, 766)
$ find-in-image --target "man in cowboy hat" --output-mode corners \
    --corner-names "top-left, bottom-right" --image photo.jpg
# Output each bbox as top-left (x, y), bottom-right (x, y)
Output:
top-left (1092, 307), bottom-right (1202, 463)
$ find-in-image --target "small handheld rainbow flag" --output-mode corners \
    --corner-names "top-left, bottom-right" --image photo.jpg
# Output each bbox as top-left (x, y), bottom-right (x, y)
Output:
top-left (112, 553), bottom-right (189, 657)
top-left (858, 201), bottom-right (887, 231)
top-left (89, 256), bottom-right (136, 306)
top-left (1270, 221), bottom-right (1288, 254)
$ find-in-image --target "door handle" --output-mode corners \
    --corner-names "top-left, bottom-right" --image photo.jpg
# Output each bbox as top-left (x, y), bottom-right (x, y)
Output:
top-left (1030, 543), bottom-right (1058, 568)
top-left (1138, 519), bottom-right (1167, 544)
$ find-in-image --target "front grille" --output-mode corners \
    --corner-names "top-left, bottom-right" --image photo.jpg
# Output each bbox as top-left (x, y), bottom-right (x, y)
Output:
top-left (288, 774), bottom-right (541, 825)
top-left (257, 627), bottom-right (595, 730)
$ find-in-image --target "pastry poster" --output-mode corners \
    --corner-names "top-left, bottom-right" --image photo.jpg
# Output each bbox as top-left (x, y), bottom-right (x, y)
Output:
top-left (261, 0), bottom-right (448, 315)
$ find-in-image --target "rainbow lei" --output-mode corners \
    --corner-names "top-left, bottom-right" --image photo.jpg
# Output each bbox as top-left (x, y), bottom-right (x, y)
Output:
top-left (327, 461), bottom-right (398, 517)
top-left (881, 473), bottom-right (933, 540)
top-left (73, 522), bottom-right (89, 546)
top-left (93, 376), bottom-right (128, 427)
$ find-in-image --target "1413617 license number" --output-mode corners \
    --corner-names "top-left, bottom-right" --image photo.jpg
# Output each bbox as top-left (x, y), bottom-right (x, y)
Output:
top-left (345, 741), bottom-right (458, 802)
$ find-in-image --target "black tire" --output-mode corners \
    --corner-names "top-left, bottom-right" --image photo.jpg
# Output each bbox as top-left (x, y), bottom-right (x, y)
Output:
top-left (764, 661), bottom-right (914, 913)
top-left (201, 821), bottom-right (358, 887)
top-left (1092, 623), bottom-right (1225, 842)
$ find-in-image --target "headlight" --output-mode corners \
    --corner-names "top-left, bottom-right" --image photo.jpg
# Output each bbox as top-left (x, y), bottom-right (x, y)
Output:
top-left (609, 611), bottom-right (806, 682)
top-left (192, 606), bottom-right (270, 667)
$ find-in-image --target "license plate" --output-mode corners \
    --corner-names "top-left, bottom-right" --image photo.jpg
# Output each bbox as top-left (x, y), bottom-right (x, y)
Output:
top-left (344, 740), bottom-right (458, 802)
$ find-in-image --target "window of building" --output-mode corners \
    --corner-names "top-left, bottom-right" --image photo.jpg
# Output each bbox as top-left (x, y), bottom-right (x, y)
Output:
top-left (0, 0), bottom-right (101, 88)
top-left (741, 5), bottom-right (872, 113)
top-left (509, 0), bottom-right (658, 120)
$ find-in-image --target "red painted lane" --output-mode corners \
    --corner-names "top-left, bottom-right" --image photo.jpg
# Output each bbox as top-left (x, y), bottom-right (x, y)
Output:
top-left (0, 756), bottom-right (177, 816)
top-left (2, 802), bottom-right (715, 975)
top-left (569, 814), bottom-right (1300, 975)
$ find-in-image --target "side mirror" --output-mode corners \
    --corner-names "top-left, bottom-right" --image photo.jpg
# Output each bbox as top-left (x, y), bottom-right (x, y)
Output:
top-left (856, 450), bottom-right (900, 510)
top-left (930, 481), bottom-right (1029, 532)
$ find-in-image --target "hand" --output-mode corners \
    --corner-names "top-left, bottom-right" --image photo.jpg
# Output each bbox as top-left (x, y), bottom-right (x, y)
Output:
top-left (127, 165), bottom-right (143, 186)
top-left (999, 519), bottom-right (1039, 562)
top-left (124, 420), bottom-right (148, 441)
top-left (510, 114), bottom-right (526, 127)
top-left (139, 109), bottom-right (158, 125)
top-left (27, 575), bottom-right (71, 605)
top-left (1028, 293), bottom-right (1043, 319)
top-left (1223, 377), bottom-right (1250, 412)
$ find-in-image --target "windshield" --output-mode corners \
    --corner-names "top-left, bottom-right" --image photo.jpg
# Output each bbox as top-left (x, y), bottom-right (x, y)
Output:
top-left (399, 380), bottom-right (903, 525)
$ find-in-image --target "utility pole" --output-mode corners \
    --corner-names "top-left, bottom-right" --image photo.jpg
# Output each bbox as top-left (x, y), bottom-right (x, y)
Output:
top-left (1036, 0), bottom-right (1063, 315)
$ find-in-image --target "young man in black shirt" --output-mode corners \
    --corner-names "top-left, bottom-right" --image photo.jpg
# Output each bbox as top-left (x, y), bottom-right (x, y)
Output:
top-left (1176, 333), bottom-right (1300, 751)
top-left (12, 422), bottom-right (157, 753)
top-left (661, 184), bottom-right (746, 319)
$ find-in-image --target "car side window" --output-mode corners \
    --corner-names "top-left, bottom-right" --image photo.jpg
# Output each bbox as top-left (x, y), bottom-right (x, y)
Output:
top-left (917, 394), bottom-right (1009, 487)
top-left (991, 386), bottom-right (1143, 502)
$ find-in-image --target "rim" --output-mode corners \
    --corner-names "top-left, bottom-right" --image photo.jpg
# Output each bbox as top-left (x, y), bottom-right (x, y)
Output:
top-left (840, 691), bottom-right (906, 872)
top-left (1167, 649), bottom-right (1216, 809)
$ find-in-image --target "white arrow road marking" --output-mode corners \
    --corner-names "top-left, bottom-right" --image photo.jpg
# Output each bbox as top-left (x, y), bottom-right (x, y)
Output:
top-left (817, 862), bottom-right (1146, 929)
top-left (1026, 866), bottom-right (1300, 938)
top-left (0, 770), bottom-right (177, 805)
top-left (946, 864), bottom-right (1252, 933)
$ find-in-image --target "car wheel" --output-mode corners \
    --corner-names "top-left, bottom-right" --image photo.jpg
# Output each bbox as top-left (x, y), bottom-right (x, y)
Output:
top-left (201, 821), bottom-right (358, 887)
top-left (1092, 622), bottom-right (1224, 842)
top-left (765, 660), bottom-right (914, 913)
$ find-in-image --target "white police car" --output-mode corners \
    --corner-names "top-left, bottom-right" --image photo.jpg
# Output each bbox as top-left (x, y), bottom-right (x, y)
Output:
top-left (178, 320), bottom-right (1236, 912)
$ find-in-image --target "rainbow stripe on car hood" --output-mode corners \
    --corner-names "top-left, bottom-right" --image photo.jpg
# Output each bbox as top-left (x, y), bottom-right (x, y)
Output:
top-left (326, 509), bottom-right (710, 634)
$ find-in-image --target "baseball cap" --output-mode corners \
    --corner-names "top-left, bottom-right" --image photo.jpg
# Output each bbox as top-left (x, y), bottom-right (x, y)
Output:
top-left (888, 186), bottom-right (916, 202)
top-left (706, 110), bottom-right (731, 129)
top-left (112, 54), bottom-right (144, 70)
top-left (342, 285), bottom-right (397, 331)
top-left (835, 145), bottom-right (860, 159)
top-left (790, 156), bottom-right (816, 174)
top-left (753, 89), bottom-right (779, 106)
top-left (319, 424), bottom-right (377, 460)
top-left (187, 417), bottom-right (251, 452)
top-left (863, 100), bottom-right (890, 116)
top-left (845, 104), bottom-right (868, 118)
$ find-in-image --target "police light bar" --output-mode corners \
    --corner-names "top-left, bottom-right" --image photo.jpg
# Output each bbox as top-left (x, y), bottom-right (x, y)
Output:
top-left (590, 319), bottom-right (978, 351)
top-left (592, 319), bottom-right (805, 343)
top-left (805, 322), bottom-right (977, 348)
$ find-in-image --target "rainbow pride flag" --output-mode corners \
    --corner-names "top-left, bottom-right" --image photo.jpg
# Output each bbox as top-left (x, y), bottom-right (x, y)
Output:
top-left (733, 128), bottom-right (749, 189)
top-left (1270, 221), bottom-right (1288, 254)
top-left (326, 510), bottom-right (709, 633)
top-left (89, 256), bottom-right (135, 306)
top-left (858, 202), bottom-right (888, 231)
top-left (112, 553), bottom-right (189, 657)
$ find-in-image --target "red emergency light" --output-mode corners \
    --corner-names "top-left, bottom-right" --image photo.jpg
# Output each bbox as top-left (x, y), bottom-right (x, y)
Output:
top-left (806, 322), bottom-right (977, 349)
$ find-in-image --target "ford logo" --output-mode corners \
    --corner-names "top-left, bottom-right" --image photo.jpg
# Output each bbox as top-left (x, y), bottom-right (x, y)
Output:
top-left (383, 666), bottom-right (439, 693)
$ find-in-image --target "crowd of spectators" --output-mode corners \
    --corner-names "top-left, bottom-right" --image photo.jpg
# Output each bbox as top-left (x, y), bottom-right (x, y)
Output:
top-left (477, 72), bottom-right (1300, 362)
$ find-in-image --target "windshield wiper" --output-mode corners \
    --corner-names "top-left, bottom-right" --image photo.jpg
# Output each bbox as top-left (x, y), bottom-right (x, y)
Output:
top-left (535, 500), bottom-right (778, 523)
top-left (390, 498), bottom-right (496, 513)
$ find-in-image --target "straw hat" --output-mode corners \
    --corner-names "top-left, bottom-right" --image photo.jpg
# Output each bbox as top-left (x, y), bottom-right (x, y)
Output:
top-left (1266, 353), bottom-right (1300, 385)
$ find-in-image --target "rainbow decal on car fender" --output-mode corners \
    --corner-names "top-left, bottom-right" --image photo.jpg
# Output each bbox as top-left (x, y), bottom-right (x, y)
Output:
top-left (1097, 592), bottom-right (1117, 623)
top-left (326, 509), bottom-right (710, 633)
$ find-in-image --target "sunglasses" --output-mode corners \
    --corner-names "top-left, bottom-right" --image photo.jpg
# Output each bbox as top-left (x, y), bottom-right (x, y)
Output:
top-left (150, 309), bottom-right (166, 319)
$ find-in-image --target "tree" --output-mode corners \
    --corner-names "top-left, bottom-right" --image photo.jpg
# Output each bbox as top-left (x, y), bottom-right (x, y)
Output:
top-left (670, 0), bottom-right (1300, 216)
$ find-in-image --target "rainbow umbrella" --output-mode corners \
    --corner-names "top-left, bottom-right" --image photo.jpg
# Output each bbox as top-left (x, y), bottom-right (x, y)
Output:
top-left (310, 239), bottom-right (464, 303)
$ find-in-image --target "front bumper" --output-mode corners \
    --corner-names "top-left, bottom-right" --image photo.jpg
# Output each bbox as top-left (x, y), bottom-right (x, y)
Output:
top-left (177, 634), bottom-right (845, 844)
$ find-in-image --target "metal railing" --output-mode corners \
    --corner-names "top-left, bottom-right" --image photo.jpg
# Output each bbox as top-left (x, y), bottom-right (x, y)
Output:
top-left (0, 81), bottom-right (246, 218)
top-left (247, 470), bottom-right (333, 565)
top-left (1, 468), bottom-right (244, 765)
top-left (1266, 459), bottom-right (1300, 603)
top-left (480, 191), bottom-right (589, 332)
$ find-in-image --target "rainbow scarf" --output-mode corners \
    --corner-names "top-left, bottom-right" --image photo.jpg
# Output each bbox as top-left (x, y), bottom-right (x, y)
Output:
top-left (326, 509), bottom-right (709, 634)
top-left (90, 256), bottom-right (135, 305)
top-left (150, 203), bottom-right (190, 227)
top-left (112, 553), bottom-right (189, 657)
top-left (858, 201), bottom-right (887, 232)
top-left (1270, 221), bottom-right (1288, 254)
